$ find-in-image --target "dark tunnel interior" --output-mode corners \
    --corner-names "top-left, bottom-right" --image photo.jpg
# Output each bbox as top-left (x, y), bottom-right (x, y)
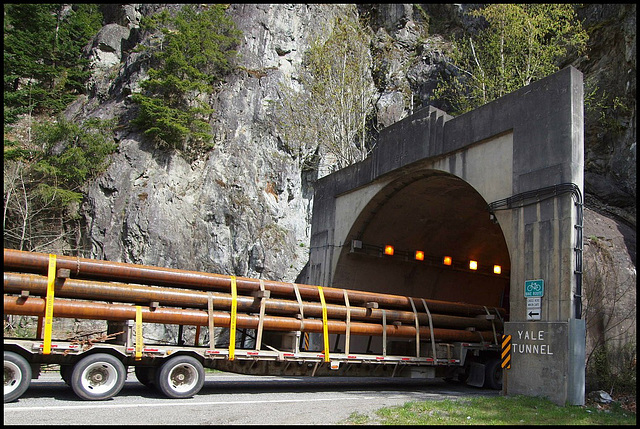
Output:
top-left (332, 170), bottom-right (511, 317)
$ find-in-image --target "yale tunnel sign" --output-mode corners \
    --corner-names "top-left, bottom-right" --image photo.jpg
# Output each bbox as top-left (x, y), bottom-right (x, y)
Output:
top-left (512, 329), bottom-right (553, 355)
top-left (504, 321), bottom-right (586, 404)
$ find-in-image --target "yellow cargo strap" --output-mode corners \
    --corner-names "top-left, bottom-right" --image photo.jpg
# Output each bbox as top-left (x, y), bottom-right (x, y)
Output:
top-left (229, 276), bottom-right (237, 360)
top-left (135, 305), bottom-right (143, 360)
top-left (43, 254), bottom-right (57, 355)
top-left (317, 286), bottom-right (330, 362)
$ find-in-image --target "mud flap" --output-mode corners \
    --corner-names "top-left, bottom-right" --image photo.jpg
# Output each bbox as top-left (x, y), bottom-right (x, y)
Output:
top-left (466, 361), bottom-right (486, 387)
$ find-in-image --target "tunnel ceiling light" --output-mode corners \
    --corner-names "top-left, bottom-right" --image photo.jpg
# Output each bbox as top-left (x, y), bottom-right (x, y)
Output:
top-left (384, 245), bottom-right (394, 256)
top-left (414, 250), bottom-right (425, 261)
top-left (469, 260), bottom-right (478, 270)
top-left (494, 265), bottom-right (502, 274)
top-left (443, 256), bottom-right (452, 266)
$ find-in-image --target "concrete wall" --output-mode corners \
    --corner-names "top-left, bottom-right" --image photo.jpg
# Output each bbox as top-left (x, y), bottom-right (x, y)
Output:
top-left (305, 67), bottom-right (585, 405)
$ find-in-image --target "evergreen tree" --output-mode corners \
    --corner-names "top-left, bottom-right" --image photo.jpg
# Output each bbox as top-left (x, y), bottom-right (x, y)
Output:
top-left (131, 5), bottom-right (241, 155)
top-left (4, 118), bottom-right (117, 251)
top-left (3, 4), bottom-right (103, 123)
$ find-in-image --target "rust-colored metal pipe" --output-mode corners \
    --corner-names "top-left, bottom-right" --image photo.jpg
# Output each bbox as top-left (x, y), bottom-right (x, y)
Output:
top-left (3, 248), bottom-right (505, 317)
top-left (3, 295), bottom-right (496, 343)
top-left (4, 272), bottom-right (501, 331)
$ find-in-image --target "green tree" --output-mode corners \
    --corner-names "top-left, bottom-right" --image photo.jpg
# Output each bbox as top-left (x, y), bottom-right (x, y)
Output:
top-left (435, 4), bottom-right (588, 115)
top-left (3, 4), bottom-right (103, 123)
top-left (4, 118), bottom-right (117, 251)
top-left (131, 5), bottom-right (241, 156)
top-left (276, 5), bottom-right (376, 173)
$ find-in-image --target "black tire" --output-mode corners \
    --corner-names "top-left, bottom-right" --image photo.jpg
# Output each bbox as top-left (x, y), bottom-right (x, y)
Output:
top-left (70, 353), bottom-right (126, 400)
top-left (135, 365), bottom-right (157, 388)
top-left (60, 364), bottom-right (73, 386)
top-left (484, 358), bottom-right (503, 390)
top-left (155, 355), bottom-right (204, 399)
top-left (4, 351), bottom-right (32, 403)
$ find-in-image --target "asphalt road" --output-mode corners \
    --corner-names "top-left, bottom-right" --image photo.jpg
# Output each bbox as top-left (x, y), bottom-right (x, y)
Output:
top-left (4, 371), bottom-right (499, 425)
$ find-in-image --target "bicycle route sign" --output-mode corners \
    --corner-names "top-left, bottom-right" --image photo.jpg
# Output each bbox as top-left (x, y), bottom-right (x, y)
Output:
top-left (524, 279), bottom-right (544, 298)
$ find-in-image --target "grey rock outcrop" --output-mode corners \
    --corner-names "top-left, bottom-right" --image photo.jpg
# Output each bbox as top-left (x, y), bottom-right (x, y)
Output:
top-left (80, 4), bottom-right (347, 283)
top-left (569, 4), bottom-right (636, 225)
top-left (74, 3), bottom-right (634, 288)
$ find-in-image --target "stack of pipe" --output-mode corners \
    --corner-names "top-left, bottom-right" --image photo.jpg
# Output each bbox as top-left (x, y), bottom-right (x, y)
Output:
top-left (4, 248), bottom-right (504, 343)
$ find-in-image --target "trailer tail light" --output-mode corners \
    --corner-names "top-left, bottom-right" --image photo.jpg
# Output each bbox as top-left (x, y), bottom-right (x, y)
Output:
top-left (443, 256), bottom-right (452, 266)
top-left (414, 250), bottom-right (424, 261)
top-left (469, 260), bottom-right (478, 270)
top-left (384, 245), bottom-right (394, 256)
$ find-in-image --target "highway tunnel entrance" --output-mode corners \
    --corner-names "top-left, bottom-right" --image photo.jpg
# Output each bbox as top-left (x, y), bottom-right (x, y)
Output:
top-left (332, 170), bottom-right (510, 315)
top-left (303, 67), bottom-right (585, 406)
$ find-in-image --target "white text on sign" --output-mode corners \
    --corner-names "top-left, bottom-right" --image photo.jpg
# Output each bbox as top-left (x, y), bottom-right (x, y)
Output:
top-left (511, 330), bottom-right (554, 355)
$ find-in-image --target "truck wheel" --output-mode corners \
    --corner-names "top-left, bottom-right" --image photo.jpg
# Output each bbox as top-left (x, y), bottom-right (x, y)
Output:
top-left (4, 351), bottom-right (32, 403)
top-left (60, 365), bottom-right (73, 386)
top-left (155, 355), bottom-right (204, 399)
top-left (484, 358), bottom-right (503, 390)
top-left (135, 366), bottom-right (157, 388)
top-left (70, 353), bottom-right (126, 400)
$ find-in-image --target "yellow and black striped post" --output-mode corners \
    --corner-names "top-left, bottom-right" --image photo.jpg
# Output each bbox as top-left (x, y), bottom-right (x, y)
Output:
top-left (501, 334), bottom-right (511, 369)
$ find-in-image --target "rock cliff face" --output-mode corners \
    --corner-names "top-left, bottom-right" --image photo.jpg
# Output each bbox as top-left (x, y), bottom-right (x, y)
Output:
top-left (72, 3), bottom-right (634, 290)
top-left (77, 4), bottom-right (347, 281)
top-left (571, 4), bottom-right (636, 226)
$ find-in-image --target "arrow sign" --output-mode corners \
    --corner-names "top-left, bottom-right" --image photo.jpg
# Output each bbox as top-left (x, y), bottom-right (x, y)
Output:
top-left (527, 310), bottom-right (541, 320)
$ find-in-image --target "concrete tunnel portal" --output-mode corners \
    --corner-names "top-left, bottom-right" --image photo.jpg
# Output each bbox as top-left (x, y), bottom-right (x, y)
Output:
top-left (331, 170), bottom-right (511, 316)
top-left (305, 67), bottom-right (586, 405)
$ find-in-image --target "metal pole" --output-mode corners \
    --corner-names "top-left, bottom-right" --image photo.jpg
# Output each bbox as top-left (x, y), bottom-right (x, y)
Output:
top-left (4, 295), bottom-right (495, 343)
top-left (4, 248), bottom-right (505, 317)
top-left (4, 272), bottom-right (501, 331)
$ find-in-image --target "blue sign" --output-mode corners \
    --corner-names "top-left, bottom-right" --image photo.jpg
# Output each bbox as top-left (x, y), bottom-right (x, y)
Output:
top-left (524, 279), bottom-right (544, 297)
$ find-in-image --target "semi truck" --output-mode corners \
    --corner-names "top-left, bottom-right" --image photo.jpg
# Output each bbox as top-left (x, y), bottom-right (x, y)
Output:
top-left (4, 248), bottom-right (505, 402)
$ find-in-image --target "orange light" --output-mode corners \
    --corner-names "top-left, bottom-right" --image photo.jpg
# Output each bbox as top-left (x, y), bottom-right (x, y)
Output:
top-left (469, 260), bottom-right (478, 270)
top-left (494, 265), bottom-right (502, 274)
top-left (384, 245), bottom-right (394, 256)
top-left (415, 250), bottom-right (425, 261)
top-left (443, 256), bottom-right (452, 266)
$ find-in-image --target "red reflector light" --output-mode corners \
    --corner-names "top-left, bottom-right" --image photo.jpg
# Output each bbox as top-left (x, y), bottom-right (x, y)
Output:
top-left (415, 250), bottom-right (424, 261)
top-left (384, 245), bottom-right (394, 255)
top-left (443, 256), bottom-right (452, 266)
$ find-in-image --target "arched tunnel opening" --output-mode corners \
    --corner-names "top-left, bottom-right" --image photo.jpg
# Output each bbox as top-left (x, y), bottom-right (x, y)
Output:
top-left (332, 170), bottom-right (511, 320)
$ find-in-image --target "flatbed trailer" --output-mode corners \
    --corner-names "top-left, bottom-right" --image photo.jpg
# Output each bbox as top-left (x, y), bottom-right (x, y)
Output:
top-left (4, 335), bottom-right (502, 402)
top-left (4, 248), bottom-right (504, 402)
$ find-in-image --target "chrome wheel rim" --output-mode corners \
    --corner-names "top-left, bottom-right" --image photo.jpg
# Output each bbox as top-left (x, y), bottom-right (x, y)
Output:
top-left (80, 362), bottom-right (119, 394)
top-left (4, 360), bottom-right (22, 396)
